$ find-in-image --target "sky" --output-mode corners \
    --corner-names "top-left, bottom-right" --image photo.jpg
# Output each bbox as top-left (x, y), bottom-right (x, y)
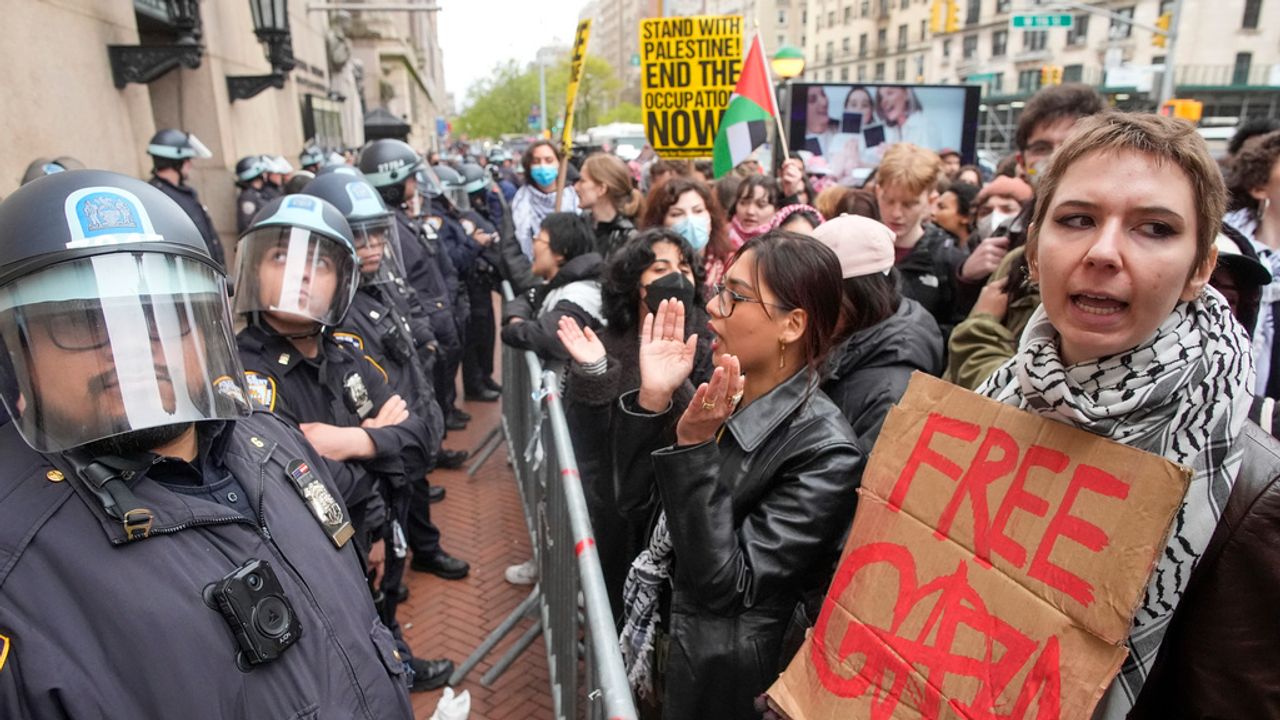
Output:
top-left (438, 0), bottom-right (588, 110)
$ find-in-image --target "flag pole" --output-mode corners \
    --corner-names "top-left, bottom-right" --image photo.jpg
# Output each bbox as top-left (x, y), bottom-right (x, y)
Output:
top-left (753, 22), bottom-right (790, 169)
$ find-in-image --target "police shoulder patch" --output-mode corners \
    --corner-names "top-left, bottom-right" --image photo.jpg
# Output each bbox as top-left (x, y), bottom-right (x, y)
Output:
top-left (243, 371), bottom-right (277, 412)
top-left (333, 331), bottom-right (365, 351)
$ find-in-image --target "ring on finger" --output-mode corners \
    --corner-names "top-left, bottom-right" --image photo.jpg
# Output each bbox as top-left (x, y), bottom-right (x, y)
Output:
top-left (701, 400), bottom-right (717, 411)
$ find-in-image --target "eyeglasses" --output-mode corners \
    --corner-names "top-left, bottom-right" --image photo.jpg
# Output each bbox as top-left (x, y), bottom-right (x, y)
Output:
top-left (32, 304), bottom-right (193, 351)
top-left (711, 283), bottom-right (789, 318)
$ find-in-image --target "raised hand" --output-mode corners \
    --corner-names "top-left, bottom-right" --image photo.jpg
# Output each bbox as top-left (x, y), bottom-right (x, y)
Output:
top-left (637, 298), bottom-right (698, 412)
top-left (557, 315), bottom-right (606, 366)
top-left (676, 353), bottom-right (745, 446)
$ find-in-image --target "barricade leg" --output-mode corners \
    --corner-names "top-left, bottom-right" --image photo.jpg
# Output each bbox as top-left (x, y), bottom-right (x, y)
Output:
top-left (447, 588), bottom-right (540, 686)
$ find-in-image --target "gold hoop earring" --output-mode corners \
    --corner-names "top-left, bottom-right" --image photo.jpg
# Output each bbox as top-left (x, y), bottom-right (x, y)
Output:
top-left (779, 340), bottom-right (787, 370)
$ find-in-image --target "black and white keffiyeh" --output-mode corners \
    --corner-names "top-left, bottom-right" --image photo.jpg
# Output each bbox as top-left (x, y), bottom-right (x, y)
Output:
top-left (977, 287), bottom-right (1254, 716)
top-left (618, 511), bottom-right (673, 701)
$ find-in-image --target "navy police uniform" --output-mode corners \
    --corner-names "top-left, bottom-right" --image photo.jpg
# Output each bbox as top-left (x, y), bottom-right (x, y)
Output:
top-left (149, 175), bottom-right (227, 271)
top-left (0, 412), bottom-right (413, 719)
top-left (236, 184), bottom-right (269, 234)
top-left (394, 208), bottom-right (463, 420)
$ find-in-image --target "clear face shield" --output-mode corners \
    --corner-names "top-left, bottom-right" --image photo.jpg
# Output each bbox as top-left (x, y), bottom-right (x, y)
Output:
top-left (0, 254), bottom-right (251, 453)
top-left (444, 185), bottom-right (470, 209)
top-left (350, 216), bottom-right (406, 286)
top-left (233, 226), bottom-right (359, 328)
top-left (185, 134), bottom-right (213, 159)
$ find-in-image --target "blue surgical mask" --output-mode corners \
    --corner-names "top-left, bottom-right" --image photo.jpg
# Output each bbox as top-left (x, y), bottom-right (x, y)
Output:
top-left (530, 165), bottom-right (558, 188)
top-left (673, 214), bottom-right (711, 252)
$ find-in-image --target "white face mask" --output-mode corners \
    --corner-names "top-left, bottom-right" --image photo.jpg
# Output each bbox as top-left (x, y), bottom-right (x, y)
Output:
top-left (977, 210), bottom-right (1016, 239)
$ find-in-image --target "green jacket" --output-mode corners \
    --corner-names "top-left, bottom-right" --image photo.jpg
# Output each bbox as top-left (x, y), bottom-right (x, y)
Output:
top-left (944, 246), bottom-right (1041, 390)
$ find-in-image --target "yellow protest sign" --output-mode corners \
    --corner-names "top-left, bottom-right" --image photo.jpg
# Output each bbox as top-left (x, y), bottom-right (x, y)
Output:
top-left (640, 15), bottom-right (743, 158)
top-left (562, 18), bottom-right (592, 157)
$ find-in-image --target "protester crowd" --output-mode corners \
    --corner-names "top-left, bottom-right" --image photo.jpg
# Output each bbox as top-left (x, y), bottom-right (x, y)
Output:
top-left (1, 80), bottom-right (1279, 720)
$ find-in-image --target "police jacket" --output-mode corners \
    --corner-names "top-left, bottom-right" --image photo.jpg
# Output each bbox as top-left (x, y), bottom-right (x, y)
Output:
top-left (340, 289), bottom-right (444, 475)
top-left (0, 413), bottom-right (414, 719)
top-left (613, 370), bottom-right (863, 720)
top-left (894, 225), bottom-right (967, 342)
top-left (149, 175), bottom-right (226, 271)
top-left (236, 184), bottom-right (268, 234)
top-left (1130, 422), bottom-right (1280, 718)
top-left (428, 199), bottom-right (481, 281)
top-left (394, 210), bottom-right (460, 353)
top-left (236, 323), bottom-right (430, 477)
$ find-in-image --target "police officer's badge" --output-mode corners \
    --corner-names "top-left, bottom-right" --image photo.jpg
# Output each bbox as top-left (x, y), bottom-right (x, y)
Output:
top-left (342, 372), bottom-right (373, 418)
top-left (243, 371), bottom-right (277, 411)
top-left (241, 201), bottom-right (257, 216)
top-left (285, 460), bottom-right (353, 548)
top-left (425, 215), bottom-right (444, 232)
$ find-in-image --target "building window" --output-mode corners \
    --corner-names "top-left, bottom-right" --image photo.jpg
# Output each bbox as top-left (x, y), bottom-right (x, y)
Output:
top-left (859, 33), bottom-right (868, 57)
top-left (943, 38), bottom-right (952, 57)
top-left (842, 37), bottom-right (851, 55)
top-left (879, 0), bottom-right (890, 16)
top-left (778, 34), bottom-right (786, 48)
top-left (825, 68), bottom-right (834, 81)
top-left (858, 64), bottom-right (867, 81)
top-left (877, 28), bottom-right (887, 50)
top-left (1023, 29), bottom-right (1047, 50)
top-left (901, 0), bottom-right (909, 8)
top-left (992, 29), bottom-right (1007, 56)
top-left (1063, 64), bottom-right (1084, 83)
top-left (817, 15), bottom-right (824, 29)
top-left (875, 61), bottom-right (886, 81)
top-left (1067, 14), bottom-right (1089, 44)
top-left (915, 53), bottom-right (925, 79)
top-left (895, 58), bottom-right (907, 80)
top-left (778, 9), bottom-right (787, 24)
top-left (993, 71), bottom-right (1004, 91)
top-left (844, 6), bottom-right (853, 23)
top-left (1243, 0), bottom-right (1262, 28)
top-left (829, 10), bottom-right (836, 25)
top-left (962, 34), bottom-right (978, 59)
top-left (1109, 6), bottom-right (1134, 39)
top-left (920, 19), bottom-right (928, 40)
top-left (1018, 68), bottom-right (1042, 91)
top-left (1233, 52), bottom-right (1253, 84)
top-left (966, 0), bottom-right (981, 25)
top-left (861, 0), bottom-right (870, 16)
top-left (995, 0), bottom-right (1011, 12)
top-left (898, 24), bottom-right (908, 50)
top-left (826, 41), bottom-right (834, 63)
top-left (841, 65), bottom-right (850, 80)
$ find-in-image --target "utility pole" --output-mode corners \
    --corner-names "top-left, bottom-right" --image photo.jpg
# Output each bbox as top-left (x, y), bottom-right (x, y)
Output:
top-left (538, 50), bottom-right (548, 135)
top-left (1156, 0), bottom-right (1183, 107)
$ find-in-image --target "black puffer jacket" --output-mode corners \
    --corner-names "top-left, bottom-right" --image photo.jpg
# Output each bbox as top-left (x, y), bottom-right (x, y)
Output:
top-left (895, 225), bottom-right (967, 341)
top-left (821, 297), bottom-right (944, 451)
top-left (500, 253), bottom-right (606, 363)
top-left (588, 213), bottom-right (636, 259)
top-left (614, 370), bottom-right (863, 720)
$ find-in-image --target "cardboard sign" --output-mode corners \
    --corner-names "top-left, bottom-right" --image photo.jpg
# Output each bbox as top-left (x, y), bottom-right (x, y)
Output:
top-left (640, 15), bottom-right (743, 158)
top-left (561, 19), bottom-right (592, 157)
top-left (769, 373), bottom-right (1190, 720)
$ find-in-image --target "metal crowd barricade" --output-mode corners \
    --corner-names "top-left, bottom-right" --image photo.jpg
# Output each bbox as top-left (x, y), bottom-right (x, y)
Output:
top-left (449, 282), bottom-right (638, 720)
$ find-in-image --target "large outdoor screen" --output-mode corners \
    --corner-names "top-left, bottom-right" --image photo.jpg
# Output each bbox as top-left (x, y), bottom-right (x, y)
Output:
top-left (786, 82), bottom-right (981, 185)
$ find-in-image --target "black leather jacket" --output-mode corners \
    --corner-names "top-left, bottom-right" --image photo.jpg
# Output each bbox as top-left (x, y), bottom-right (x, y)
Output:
top-left (615, 370), bottom-right (863, 720)
top-left (1130, 421), bottom-right (1280, 717)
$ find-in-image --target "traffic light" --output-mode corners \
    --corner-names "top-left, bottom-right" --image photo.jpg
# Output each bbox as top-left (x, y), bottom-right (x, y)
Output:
top-left (930, 0), bottom-right (944, 33)
top-left (1051, 65), bottom-right (1063, 85)
top-left (944, 0), bottom-right (960, 33)
top-left (1040, 65), bottom-right (1053, 87)
top-left (1153, 11), bottom-right (1171, 48)
top-left (1161, 99), bottom-right (1203, 123)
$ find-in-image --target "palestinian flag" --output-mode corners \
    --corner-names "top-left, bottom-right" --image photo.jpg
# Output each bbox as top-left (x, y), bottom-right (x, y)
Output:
top-left (712, 34), bottom-right (779, 178)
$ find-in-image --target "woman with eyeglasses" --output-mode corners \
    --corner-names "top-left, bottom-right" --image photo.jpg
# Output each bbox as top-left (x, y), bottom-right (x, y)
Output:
top-left (614, 230), bottom-right (863, 719)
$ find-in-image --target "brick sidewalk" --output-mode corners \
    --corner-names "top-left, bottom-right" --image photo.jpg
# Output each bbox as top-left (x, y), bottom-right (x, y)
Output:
top-left (400, 395), bottom-right (555, 720)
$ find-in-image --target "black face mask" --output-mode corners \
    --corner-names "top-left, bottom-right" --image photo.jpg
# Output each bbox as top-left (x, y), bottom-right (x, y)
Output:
top-left (643, 272), bottom-right (696, 315)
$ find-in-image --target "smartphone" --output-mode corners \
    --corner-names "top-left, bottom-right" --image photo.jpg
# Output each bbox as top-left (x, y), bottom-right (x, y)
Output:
top-left (840, 113), bottom-right (864, 134)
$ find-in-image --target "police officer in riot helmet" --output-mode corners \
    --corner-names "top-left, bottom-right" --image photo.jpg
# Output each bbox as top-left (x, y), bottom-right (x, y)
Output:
top-left (300, 171), bottom-right (471, 583)
top-left (454, 162), bottom-right (505, 400)
top-left (232, 193), bottom-right (456, 690)
top-left (0, 170), bottom-right (413, 717)
top-left (234, 155), bottom-right (270, 234)
top-left (358, 140), bottom-right (473, 449)
top-left (422, 165), bottom-right (478, 421)
top-left (299, 144), bottom-right (326, 175)
top-left (20, 156), bottom-right (84, 186)
top-left (147, 128), bottom-right (227, 271)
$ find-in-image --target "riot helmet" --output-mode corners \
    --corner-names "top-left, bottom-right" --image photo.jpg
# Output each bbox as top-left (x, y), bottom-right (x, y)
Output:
top-left (22, 156), bottom-right (84, 186)
top-left (233, 194), bottom-right (359, 331)
top-left (0, 170), bottom-right (251, 453)
top-left (433, 164), bottom-right (469, 209)
top-left (234, 155), bottom-right (267, 185)
top-left (299, 144), bottom-right (326, 171)
top-left (283, 170), bottom-right (315, 195)
top-left (148, 129), bottom-right (212, 174)
top-left (358, 139), bottom-right (422, 206)
top-left (300, 172), bottom-right (405, 285)
top-left (458, 163), bottom-right (488, 195)
top-left (415, 166), bottom-right (443, 200)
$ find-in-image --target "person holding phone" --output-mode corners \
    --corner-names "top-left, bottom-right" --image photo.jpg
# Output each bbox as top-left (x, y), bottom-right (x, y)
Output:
top-left (829, 86), bottom-right (882, 184)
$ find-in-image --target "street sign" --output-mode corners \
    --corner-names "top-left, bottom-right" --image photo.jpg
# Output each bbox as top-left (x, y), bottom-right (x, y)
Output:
top-left (630, 53), bottom-right (641, 67)
top-left (1011, 13), bottom-right (1073, 28)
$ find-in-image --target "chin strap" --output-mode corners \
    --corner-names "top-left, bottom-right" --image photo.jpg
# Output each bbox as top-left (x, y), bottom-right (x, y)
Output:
top-left (250, 312), bottom-right (325, 340)
top-left (61, 449), bottom-right (155, 541)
